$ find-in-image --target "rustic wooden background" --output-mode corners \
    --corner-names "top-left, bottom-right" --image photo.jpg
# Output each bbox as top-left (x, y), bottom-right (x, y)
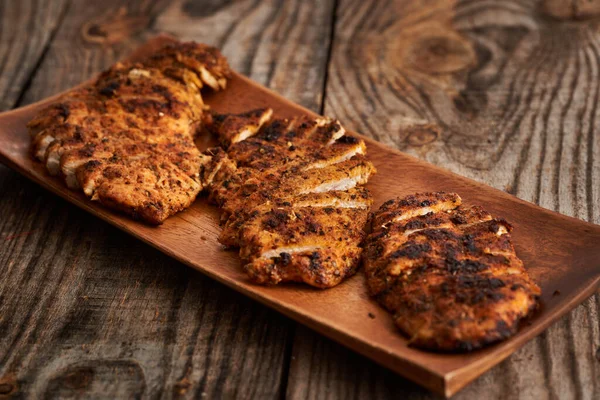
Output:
top-left (1, 0), bottom-right (599, 398)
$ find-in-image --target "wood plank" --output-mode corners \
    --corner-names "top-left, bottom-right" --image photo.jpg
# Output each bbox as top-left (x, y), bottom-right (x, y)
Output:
top-left (0, 0), bottom-right (68, 111)
top-left (0, 0), bottom-right (335, 398)
top-left (286, 0), bottom-right (600, 398)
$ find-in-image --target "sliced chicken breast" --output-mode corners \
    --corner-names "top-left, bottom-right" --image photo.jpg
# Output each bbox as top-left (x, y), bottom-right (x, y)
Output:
top-left (200, 112), bottom-right (376, 288)
top-left (28, 41), bottom-right (231, 224)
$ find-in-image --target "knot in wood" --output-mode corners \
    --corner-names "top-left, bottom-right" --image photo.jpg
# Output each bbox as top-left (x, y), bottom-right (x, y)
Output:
top-left (405, 124), bottom-right (440, 147)
top-left (0, 376), bottom-right (16, 396)
top-left (408, 35), bottom-right (474, 74)
top-left (81, 7), bottom-right (150, 45)
top-left (62, 368), bottom-right (93, 390)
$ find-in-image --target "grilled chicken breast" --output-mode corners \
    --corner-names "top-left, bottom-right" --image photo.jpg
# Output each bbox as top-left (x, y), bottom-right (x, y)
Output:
top-left (28, 42), bottom-right (231, 224)
top-left (364, 192), bottom-right (541, 351)
top-left (200, 110), bottom-right (376, 288)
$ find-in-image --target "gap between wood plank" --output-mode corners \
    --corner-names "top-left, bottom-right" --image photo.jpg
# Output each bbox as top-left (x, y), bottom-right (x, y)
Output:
top-left (279, 0), bottom-right (339, 397)
top-left (319, 0), bottom-right (338, 115)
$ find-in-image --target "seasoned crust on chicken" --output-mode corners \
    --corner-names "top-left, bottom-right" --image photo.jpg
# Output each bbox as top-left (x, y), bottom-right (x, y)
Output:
top-left (225, 116), bottom-right (355, 170)
top-left (216, 156), bottom-right (375, 221)
top-left (239, 206), bottom-right (368, 287)
top-left (219, 187), bottom-right (373, 247)
top-left (206, 107), bottom-right (274, 146)
top-left (201, 111), bottom-right (376, 288)
top-left (203, 112), bottom-right (371, 210)
top-left (364, 192), bottom-right (541, 351)
top-left (141, 41), bottom-right (230, 91)
top-left (28, 41), bottom-right (231, 224)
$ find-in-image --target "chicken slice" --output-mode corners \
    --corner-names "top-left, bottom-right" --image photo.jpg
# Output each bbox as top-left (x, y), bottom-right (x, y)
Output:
top-left (239, 206), bottom-right (368, 288)
top-left (142, 41), bottom-right (230, 90)
top-left (219, 187), bottom-right (372, 246)
top-left (303, 136), bottom-right (366, 170)
top-left (208, 108), bottom-right (273, 146)
top-left (91, 157), bottom-right (201, 223)
top-left (225, 116), bottom-right (348, 170)
top-left (27, 90), bottom-right (99, 138)
top-left (364, 192), bottom-right (541, 351)
top-left (72, 136), bottom-right (201, 197)
top-left (372, 192), bottom-right (462, 229)
top-left (219, 156), bottom-right (375, 220)
top-left (197, 147), bottom-right (243, 206)
top-left (41, 113), bottom-right (142, 175)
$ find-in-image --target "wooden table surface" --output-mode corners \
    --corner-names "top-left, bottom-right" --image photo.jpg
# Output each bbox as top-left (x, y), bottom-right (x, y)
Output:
top-left (0, 0), bottom-right (599, 398)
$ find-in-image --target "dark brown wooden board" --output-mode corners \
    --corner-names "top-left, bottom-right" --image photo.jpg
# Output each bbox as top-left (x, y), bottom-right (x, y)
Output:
top-left (1, 35), bottom-right (599, 397)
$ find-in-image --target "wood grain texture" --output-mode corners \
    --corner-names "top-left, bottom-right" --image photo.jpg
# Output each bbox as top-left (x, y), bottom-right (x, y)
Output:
top-left (287, 0), bottom-right (600, 398)
top-left (155, 0), bottom-right (335, 112)
top-left (0, 0), bottom-right (335, 398)
top-left (1, 0), bottom-right (599, 398)
top-left (0, 0), bottom-right (68, 111)
top-left (1, 36), bottom-right (599, 397)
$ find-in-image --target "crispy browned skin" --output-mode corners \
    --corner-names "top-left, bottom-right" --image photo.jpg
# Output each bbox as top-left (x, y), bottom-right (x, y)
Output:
top-left (28, 41), bottom-right (231, 224)
top-left (364, 192), bottom-right (541, 351)
top-left (200, 111), bottom-right (376, 288)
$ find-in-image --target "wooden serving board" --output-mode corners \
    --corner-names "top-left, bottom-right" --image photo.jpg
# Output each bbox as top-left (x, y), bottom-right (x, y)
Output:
top-left (1, 35), bottom-right (599, 398)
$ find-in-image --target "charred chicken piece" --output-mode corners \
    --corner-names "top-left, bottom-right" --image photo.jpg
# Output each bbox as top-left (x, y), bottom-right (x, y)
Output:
top-left (207, 108), bottom-right (274, 147)
top-left (219, 187), bottom-right (373, 247)
top-left (239, 206), bottom-right (369, 288)
top-left (225, 115), bottom-right (354, 170)
top-left (28, 41), bottom-right (231, 224)
top-left (364, 192), bottom-right (541, 351)
top-left (201, 112), bottom-right (376, 288)
top-left (217, 155), bottom-right (375, 218)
